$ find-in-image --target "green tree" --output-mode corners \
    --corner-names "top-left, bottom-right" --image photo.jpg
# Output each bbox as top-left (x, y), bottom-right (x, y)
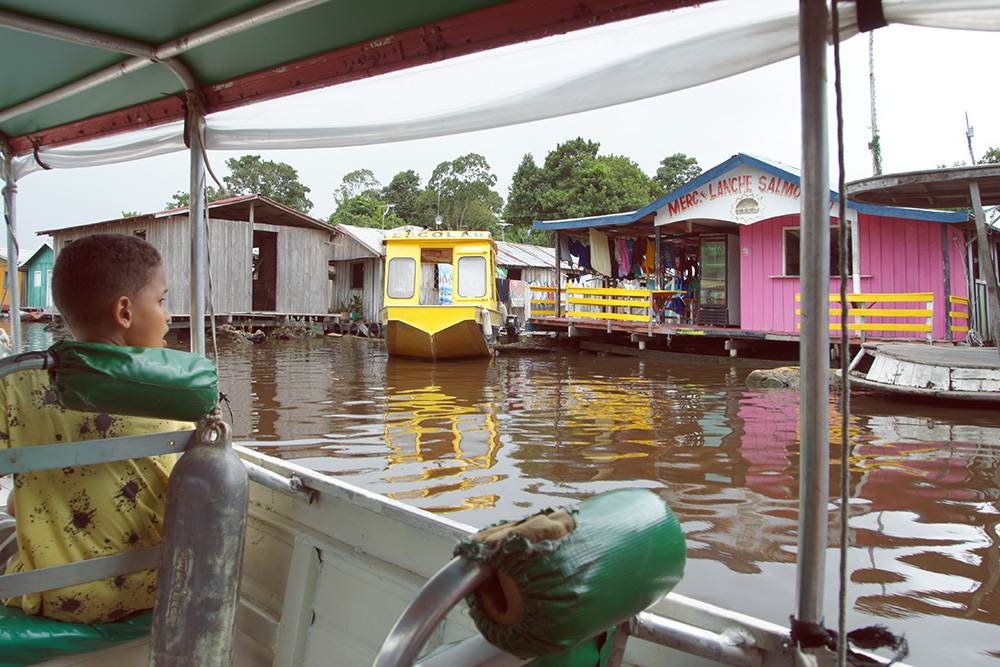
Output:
top-left (542, 137), bottom-right (601, 183)
top-left (502, 154), bottom-right (543, 227)
top-left (425, 153), bottom-right (503, 230)
top-left (978, 147), bottom-right (1000, 164)
top-left (165, 186), bottom-right (224, 210)
top-left (380, 170), bottom-right (423, 225)
top-left (222, 155), bottom-right (313, 213)
top-left (334, 169), bottom-right (382, 208)
top-left (538, 152), bottom-right (655, 220)
top-left (328, 195), bottom-right (385, 228)
top-left (329, 169), bottom-right (395, 228)
top-left (506, 138), bottom-right (657, 227)
top-left (654, 153), bottom-right (702, 192)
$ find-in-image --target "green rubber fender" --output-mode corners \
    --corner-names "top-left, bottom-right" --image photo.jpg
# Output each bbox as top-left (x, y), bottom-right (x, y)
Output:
top-left (454, 488), bottom-right (686, 659)
top-left (47, 340), bottom-right (219, 422)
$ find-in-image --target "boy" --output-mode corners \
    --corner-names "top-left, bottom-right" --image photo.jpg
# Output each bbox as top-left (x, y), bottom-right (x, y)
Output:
top-left (0, 233), bottom-right (189, 623)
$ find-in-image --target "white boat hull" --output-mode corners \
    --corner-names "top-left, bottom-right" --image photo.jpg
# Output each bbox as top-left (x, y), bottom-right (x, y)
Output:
top-left (19, 448), bottom-right (903, 667)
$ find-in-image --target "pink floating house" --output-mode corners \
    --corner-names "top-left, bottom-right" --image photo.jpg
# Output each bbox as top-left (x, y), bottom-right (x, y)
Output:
top-left (535, 153), bottom-right (971, 342)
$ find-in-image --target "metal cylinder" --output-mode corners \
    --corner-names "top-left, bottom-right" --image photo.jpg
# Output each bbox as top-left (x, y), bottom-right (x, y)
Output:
top-left (796, 0), bottom-right (830, 627)
top-left (151, 412), bottom-right (249, 667)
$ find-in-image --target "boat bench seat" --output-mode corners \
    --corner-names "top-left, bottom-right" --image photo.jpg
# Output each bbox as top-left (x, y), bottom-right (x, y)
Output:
top-left (0, 341), bottom-right (221, 666)
top-left (0, 605), bottom-right (151, 667)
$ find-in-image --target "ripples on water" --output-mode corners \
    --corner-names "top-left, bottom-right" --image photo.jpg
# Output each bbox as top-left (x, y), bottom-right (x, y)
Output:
top-left (15, 324), bottom-right (1000, 664)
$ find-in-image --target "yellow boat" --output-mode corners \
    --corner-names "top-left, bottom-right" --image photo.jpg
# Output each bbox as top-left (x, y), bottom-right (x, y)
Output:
top-left (381, 229), bottom-right (504, 360)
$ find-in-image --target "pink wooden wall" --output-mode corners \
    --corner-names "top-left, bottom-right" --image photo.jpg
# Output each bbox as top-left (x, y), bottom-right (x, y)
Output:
top-left (739, 213), bottom-right (969, 340)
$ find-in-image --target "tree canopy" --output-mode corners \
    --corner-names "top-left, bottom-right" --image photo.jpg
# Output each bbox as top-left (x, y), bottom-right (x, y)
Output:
top-left (654, 153), bottom-right (703, 192)
top-left (161, 143), bottom-right (703, 247)
top-left (166, 155), bottom-right (312, 212)
top-left (380, 170), bottom-right (423, 224)
top-left (503, 137), bottom-right (664, 239)
top-left (223, 155), bottom-right (313, 212)
top-left (423, 153), bottom-right (503, 231)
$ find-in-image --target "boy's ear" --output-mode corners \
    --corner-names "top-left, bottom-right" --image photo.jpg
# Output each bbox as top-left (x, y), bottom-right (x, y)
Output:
top-left (113, 295), bottom-right (133, 329)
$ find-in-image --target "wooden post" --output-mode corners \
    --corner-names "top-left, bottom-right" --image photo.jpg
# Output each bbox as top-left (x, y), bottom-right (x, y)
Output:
top-left (970, 180), bottom-right (1000, 354)
top-left (555, 231), bottom-right (562, 319)
top-left (942, 224), bottom-right (952, 341)
top-left (655, 226), bottom-right (664, 291)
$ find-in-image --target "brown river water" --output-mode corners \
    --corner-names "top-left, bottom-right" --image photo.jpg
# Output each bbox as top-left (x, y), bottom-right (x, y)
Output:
top-left (18, 324), bottom-right (1000, 664)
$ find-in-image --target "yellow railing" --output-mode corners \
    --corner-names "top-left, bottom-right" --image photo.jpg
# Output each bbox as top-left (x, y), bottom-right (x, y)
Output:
top-left (528, 285), bottom-right (560, 317)
top-left (796, 292), bottom-right (934, 343)
top-left (566, 287), bottom-right (653, 322)
top-left (529, 286), bottom-right (659, 332)
top-left (949, 295), bottom-right (970, 334)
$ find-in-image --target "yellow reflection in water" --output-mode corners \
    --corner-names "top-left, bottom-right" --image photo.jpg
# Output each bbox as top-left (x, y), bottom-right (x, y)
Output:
top-left (380, 358), bottom-right (503, 512)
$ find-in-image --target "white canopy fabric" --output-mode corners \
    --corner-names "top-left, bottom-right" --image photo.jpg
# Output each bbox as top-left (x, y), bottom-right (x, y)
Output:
top-left (12, 0), bottom-right (1000, 182)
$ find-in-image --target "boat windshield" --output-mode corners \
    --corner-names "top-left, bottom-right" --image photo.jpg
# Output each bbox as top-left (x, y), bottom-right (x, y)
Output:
top-left (457, 256), bottom-right (488, 299)
top-left (386, 257), bottom-right (416, 299)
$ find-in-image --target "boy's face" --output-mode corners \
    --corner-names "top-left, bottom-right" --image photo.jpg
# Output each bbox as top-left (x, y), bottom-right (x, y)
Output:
top-left (123, 265), bottom-right (171, 348)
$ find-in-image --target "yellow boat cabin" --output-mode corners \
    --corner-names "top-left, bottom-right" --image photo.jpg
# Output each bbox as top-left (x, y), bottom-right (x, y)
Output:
top-left (381, 229), bottom-right (504, 359)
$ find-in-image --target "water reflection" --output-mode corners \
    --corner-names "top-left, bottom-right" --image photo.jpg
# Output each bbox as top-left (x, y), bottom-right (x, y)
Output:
top-left (381, 358), bottom-right (503, 512)
top-left (10, 325), bottom-right (998, 662)
top-left (221, 341), bottom-right (1000, 663)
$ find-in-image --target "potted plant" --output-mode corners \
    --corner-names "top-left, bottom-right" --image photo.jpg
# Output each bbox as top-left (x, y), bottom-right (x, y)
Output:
top-left (347, 294), bottom-right (363, 321)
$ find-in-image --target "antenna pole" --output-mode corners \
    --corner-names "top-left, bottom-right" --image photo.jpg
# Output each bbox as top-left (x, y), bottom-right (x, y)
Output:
top-left (966, 112), bottom-right (977, 165)
top-left (868, 33), bottom-right (881, 175)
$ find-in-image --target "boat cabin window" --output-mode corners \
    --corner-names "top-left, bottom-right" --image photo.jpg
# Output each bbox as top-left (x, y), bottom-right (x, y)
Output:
top-left (386, 257), bottom-right (416, 299)
top-left (783, 226), bottom-right (851, 277)
top-left (457, 255), bottom-right (488, 298)
top-left (420, 248), bottom-right (453, 264)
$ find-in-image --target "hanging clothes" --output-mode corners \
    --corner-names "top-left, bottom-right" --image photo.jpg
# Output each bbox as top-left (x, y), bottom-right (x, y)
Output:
top-left (590, 229), bottom-right (612, 276)
top-left (559, 234), bottom-right (572, 266)
top-left (574, 239), bottom-right (592, 272)
top-left (645, 239), bottom-right (656, 273)
top-left (631, 237), bottom-right (646, 276)
top-left (617, 238), bottom-right (631, 277)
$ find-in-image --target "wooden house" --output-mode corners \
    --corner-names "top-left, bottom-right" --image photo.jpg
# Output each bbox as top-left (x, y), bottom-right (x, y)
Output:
top-left (328, 223), bottom-right (386, 322)
top-left (40, 195), bottom-right (333, 319)
top-left (19, 243), bottom-right (54, 311)
top-left (534, 153), bottom-right (972, 342)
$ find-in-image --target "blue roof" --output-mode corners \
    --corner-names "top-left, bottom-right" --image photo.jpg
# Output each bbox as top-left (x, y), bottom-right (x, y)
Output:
top-left (533, 153), bottom-right (969, 231)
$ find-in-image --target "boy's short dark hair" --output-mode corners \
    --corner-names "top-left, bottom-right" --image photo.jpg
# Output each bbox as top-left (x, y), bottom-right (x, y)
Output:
top-left (53, 234), bottom-right (163, 330)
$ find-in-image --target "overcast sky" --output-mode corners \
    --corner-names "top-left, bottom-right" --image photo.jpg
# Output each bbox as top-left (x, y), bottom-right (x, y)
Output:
top-left (10, 14), bottom-right (999, 258)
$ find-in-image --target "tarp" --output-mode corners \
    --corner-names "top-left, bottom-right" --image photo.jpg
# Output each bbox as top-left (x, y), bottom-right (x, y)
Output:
top-left (11, 0), bottom-right (1000, 181)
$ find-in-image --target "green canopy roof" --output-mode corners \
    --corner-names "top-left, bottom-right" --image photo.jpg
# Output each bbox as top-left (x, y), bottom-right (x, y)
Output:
top-left (0, 0), bottom-right (708, 156)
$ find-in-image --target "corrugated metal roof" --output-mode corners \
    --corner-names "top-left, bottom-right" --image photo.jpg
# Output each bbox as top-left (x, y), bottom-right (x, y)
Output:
top-left (336, 224), bottom-right (386, 257)
top-left (496, 241), bottom-right (569, 270)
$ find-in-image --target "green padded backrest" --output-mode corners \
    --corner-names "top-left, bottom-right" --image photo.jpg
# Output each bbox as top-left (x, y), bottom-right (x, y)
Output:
top-left (48, 340), bottom-right (218, 422)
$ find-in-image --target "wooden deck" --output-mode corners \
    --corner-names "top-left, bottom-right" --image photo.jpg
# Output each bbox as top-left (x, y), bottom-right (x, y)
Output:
top-left (526, 315), bottom-right (813, 359)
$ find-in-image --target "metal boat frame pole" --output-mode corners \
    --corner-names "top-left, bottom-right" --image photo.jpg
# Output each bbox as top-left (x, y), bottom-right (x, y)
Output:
top-left (188, 108), bottom-right (208, 356)
top-left (1, 146), bottom-right (22, 353)
top-left (795, 0), bottom-right (830, 631)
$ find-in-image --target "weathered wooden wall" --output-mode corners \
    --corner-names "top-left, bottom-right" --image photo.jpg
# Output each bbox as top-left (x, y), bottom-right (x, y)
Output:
top-left (329, 257), bottom-right (383, 321)
top-left (52, 217), bottom-right (251, 316)
top-left (256, 222), bottom-right (329, 314)
top-left (50, 215), bottom-right (329, 317)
